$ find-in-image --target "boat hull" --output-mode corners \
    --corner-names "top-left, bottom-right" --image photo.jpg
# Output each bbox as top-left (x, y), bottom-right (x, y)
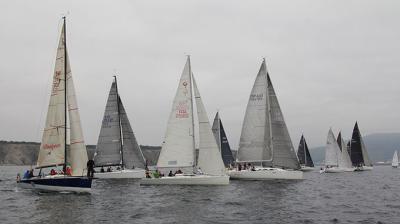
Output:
top-left (322, 167), bottom-right (355, 173)
top-left (94, 169), bottom-right (145, 179)
top-left (17, 175), bottom-right (92, 193)
top-left (228, 168), bottom-right (303, 180)
top-left (140, 174), bottom-right (229, 185)
top-left (392, 166), bottom-right (398, 168)
top-left (300, 166), bottom-right (314, 172)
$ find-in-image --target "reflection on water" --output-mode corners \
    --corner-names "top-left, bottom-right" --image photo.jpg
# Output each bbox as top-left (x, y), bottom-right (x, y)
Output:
top-left (1, 166), bottom-right (400, 223)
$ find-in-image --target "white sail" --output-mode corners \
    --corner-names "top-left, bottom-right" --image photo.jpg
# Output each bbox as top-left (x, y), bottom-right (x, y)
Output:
top-left (66, 51), bottom-right (88, 176)
top-left (392, 150), bottom-right (398, 167)
top-left (338, 135), bottom-right (353, 169)
top-left (119, 98), bottom-right (146, 169)
top-left (193, 77), bottom-right (226, 176)
top-left (94, 81), bottom-right (122, 167)
top-left (157, 58), bottom-right (195, 169)
top-left (237, 60), bottom-right (270, 162)
top-left (360, 135), bottom-right (372, 166)
top-left (325, 129), bottom-right (340, 167)
top-left (36, 24), bottom-right (66, 168)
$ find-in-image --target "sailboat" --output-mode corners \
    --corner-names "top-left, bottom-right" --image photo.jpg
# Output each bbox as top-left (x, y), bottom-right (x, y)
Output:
top-left (93, 77), bottom-right (146, 179)
top-left (18, 18), bottom-right (92, 193)
top-left (337, 132), bottom-right (355, 172)
top-left (212, 112), bottom-right (235, 167)
top-left (349, 122), bottom-right (373, 171)
top-left (392, 150), bottom-right (398, 168)
top-left (140, 56), bottom-right (229, 185)
top-left (228, 59), bottom-right (303, 180)
top-left (322, 129), bottom-right (343, 173)
top-left (297, 135), bottom-right (314, 171)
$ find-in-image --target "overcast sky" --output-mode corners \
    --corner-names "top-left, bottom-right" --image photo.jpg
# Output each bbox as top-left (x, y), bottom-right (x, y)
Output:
top-left (0, 1), bottom-right (399, 149)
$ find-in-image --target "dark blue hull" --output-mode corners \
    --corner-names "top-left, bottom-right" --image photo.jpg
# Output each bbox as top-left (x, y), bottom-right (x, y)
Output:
top-left (18, 176), bottom-right (92, 193)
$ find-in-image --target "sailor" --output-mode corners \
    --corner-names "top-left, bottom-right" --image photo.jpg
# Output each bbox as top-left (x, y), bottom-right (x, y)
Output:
top-left (197, 167), bottom-right (203, 175)
top-left (50, 169), bottom-right (57, 175)
top-left (23, 170), bottom-right (30, 179)
top-left (87, 159), bottom-right (95, 177)
top-left (65, 166), bottom-right (72, 176)
top-left (145, 170), bottom-right (151, 178)
top-left (251, 166), bottom-right (256, 171)
top-left (28, 169), bottom-right (34, 178)
top-left (16, 173), bottom-right (21, 182)
top-left (107, 166), bottom-right (112, 172)
top-left (100, 167), bottom-right (105, 173)
top-left (168, 170), bottom-right (174, 177)
top-left (238, 163), bottom-right (242, 171)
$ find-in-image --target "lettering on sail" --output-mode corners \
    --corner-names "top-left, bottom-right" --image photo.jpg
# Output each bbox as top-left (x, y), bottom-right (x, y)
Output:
top-left (102, 115), bottom-right (114, 128)
top-left (52, 71), bottom-right (62, 95)
top-left (43, 143), bottom-right (61, 151)
top-left (250, 93), bottom-right (263, 101)
top-left (176, 101), bottom-right (189, 118)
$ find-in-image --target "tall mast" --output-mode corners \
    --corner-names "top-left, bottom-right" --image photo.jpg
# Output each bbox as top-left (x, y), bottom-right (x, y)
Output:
top-left (188, 55), bottom-right (196, 170)
top-left (114, 76), bottom-right (124, 168)
top-left (63, 17), bottom-right (67, 173)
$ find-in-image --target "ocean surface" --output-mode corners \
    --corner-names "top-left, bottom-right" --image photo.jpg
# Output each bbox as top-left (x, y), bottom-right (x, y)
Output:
top-left (1, 166), bottom-right (399, 224)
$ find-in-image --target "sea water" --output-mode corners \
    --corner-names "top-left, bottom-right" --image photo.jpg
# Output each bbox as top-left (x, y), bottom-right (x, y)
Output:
top-left (1, 165), bottom-right (399, 223)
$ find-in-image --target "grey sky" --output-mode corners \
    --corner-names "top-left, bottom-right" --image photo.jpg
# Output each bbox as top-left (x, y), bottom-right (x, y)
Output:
top-left (0, 1), bottom-right (399, 149)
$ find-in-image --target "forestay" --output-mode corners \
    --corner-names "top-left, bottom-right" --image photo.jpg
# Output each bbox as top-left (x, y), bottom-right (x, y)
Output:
top-left (194, 77), bottom-right (226, 176)
top-left (94, 82), bottom-right (122, 167)
top-left (157, 58), bottom-right (195, 169)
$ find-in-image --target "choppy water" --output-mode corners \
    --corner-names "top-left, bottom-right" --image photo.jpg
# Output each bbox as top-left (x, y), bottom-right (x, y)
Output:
top-left (1, 166), bottom-right (399, 223)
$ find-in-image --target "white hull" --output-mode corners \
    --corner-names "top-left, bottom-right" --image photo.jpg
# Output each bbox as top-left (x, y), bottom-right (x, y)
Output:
top-left (228, 168), bottom-right (303, 180)
top-left (300, 166), bottom-right (314, 172)
top-left (140, 174), bottom-right (229, 185)
top-left (94, 169), bottom-right (145, 179)
top-left (362, 166), bottom-right (373, 171)
top-left (322, 167), bottom-right (355, 173)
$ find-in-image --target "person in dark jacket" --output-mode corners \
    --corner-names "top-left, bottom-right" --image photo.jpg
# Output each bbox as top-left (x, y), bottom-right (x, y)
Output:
top-left (87, 159), bottom-right (95, 177)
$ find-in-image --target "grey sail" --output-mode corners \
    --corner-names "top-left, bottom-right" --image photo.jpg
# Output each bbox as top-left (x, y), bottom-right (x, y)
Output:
top-left (267, 73), bottom-right (300, 170)
top-left (212, 112), bottom-right (235, 167)
top-left (297, 135), bottom-right (314, 167)
top-left (237, 60), bottom-right (271, 163)
top-left (119, 98), bottom-right (146, 169)
top-left (94, 82), bottom-right (122, 167)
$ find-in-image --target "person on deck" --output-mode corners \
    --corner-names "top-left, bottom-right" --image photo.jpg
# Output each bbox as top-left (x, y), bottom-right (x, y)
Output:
top-left (87, 159), bottom-right (95, 177)
top-left (65, 166), bottom-right (72, 176)
top-left (100, 167), bottom-right (105, 173)
top-left (50, 169), bottom-right (57, 175)
top-left (197, 167), bottom-right (203, 175)
top-left (168, 170), bottom-right (174, 177)
top-left (107, 166), bottom-right (112, 172)
top-left (28, 169), bottom-right (34, 178)
top-left (23, 170), bottom-right (30, 179)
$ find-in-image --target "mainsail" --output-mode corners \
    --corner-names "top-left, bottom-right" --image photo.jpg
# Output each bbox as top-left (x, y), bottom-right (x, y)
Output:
top-left (36, 24), bottom-right (66, 168)
top-left (297, 135), bottom-right (314, 167)
top-left (325, 129), bottom-right (340, 167)
top-left (392, 151), bottom-right (398, 167)
top-left (194, 77), bottom-right (226, 176)
top-left (350, 122), bottom-right (372, 166)
top-left (119, 98), bottom-right (146, 169)
top-left (157, 58), bottom-right (195, 169)
top-left (94, 82), bottom-right (122, 167)
top-left (212, 112), bottom-right (234, 167)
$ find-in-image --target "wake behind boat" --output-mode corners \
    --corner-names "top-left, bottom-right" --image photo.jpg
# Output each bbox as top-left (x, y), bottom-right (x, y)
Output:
top-left (141, 56), bottom-right (229, 185)
top-left (228, 59), bottom-right (303, 180)
top-left (93, 77), bottom-right (146, 179)
top-left (17, 18), bottom-right (92, 193)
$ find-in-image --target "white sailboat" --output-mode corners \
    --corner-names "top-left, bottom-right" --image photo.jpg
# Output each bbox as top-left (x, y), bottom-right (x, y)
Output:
top-left (93, 77), bottom-right (146, 179)
top-left (392, 150), bottom-right (398, 168)
top-left (228, 59), bottom-right (303, 180)
top-left (337, 132), bottom-right (355, 172)
top-left (322, 129), bottom-right (343, 173)
top-left (140, 56), bottom-right (229, 185)
top-left (18, 18), bottom-right (92, 193)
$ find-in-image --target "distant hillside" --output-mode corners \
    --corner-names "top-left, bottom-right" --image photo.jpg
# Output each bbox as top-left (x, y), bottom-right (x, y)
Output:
top-left (309, 133), bottom-right (400, 164)
top-left (1, 133), bottom-right (399, 165)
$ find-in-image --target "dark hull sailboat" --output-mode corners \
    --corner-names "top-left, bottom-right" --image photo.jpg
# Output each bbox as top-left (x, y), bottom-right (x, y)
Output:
top-left (17, 18), bottom-right (92, 193)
